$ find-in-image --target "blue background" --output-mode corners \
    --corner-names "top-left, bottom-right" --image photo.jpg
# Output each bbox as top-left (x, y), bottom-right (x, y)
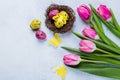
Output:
top-left (0, 0), bottom-right (120, 80)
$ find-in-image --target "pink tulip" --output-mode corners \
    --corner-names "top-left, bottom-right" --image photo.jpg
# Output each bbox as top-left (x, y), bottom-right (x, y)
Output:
top-left (97, 5), bottom-right (111, 21)
top-left (82, 27), bottom-right (99, 39)
top-left (79, 40), bottom-right (96, 53)
top-left (77, 4), bottom-right (91, 21)
top-left (36, 30), bottom-right (46, 40)
top-left (49, 10), bottom-right (59, 19)
top-left (63, 54), bottom-right (81, 66)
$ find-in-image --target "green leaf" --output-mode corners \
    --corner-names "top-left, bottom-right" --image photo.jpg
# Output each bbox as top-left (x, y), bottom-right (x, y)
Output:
top-left (91, 13), bottom-right (104, 33)
top-left (101, 17), bottom-right (120, 38)
top-left (110, 8), bottom-right (120, 31)
top-left (89, 4), bottom-right (120, 38)
top-left (71, 31), bottom-right (120, 54)
top-left (71, 62), bottom-right (120, 79)
top-left (61, 46), bottom-right (120, 67)
top-left (94, 54), bottom-right (120, 58)
top-left (61, 46), bottom-right (95, 59)
top-left (91, 12), bottom-right (120, 49)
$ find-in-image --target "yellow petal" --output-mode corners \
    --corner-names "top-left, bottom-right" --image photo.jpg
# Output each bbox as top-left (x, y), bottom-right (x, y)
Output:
top-left (61, 69), bottom-right (67, 80)
top-left (52, 65), bottom-right (67, 80)
top-left (57, 66), bottom-right (65, 75)
top-left (54, 33), bottom-right (62, 42)
top-left (52, 64), bottom-right (63, 72)
top-left (48, 38), bottom-right (60, 47)
top-left (48, 33), bottom-right (62, 47)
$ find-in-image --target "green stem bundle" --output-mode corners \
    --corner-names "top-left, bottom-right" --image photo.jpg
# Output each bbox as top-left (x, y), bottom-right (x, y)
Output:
top-left (89, 4), bottom-right (120, 38)
top-left (71, 31), bottom-right (120, 54)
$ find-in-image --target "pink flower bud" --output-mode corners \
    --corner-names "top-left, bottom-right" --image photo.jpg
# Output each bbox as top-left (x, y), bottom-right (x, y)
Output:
top-left (63, 54), bottom-right (81, 66)
top-left (49, 10), bottom-right (59, 19)
top-left (36, 30), bottom-right (46, 40)
top-left (77, 4), bottom-right (91, 21)
top-left (79, 40), bottom-right (96, 53)
top-left (97, 5), bottom-right (111, 21)
top-left (82, 27), bottom-right (99, 39)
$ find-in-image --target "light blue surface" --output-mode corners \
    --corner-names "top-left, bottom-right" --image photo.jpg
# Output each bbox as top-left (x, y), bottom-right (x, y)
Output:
top-left (0, 0), bottom-right (120, 80)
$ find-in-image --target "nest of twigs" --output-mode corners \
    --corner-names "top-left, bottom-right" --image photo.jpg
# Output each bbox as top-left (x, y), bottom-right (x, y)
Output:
top-left (45, 4), bottom-right (76, 33)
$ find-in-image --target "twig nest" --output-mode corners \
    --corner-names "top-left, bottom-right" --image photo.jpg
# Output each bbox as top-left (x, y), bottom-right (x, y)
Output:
top-left (45, 4), bottom-right (76, 33)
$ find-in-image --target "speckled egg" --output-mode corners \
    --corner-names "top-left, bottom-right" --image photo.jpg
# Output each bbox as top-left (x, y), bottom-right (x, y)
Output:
top-left (35, 30), bottom-right (46, 40)
top-left (49, 10), bottom-right (59, 19)
top-left (30, 19), bottom-right (41, 30)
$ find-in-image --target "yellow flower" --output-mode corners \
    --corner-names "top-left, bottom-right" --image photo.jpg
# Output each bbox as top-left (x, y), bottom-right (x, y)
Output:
top-left (30, 19), bottom-right (41, 30)
top-left (48, 33), bottom-right (62, 47)
top-left (52, 65), bottom-right (67, 80)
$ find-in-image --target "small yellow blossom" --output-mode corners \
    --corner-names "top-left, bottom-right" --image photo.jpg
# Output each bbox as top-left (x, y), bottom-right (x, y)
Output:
top-left (48, 33), bottom-right (62, 47)
top-left (52, 65), bottom-right (67, 80)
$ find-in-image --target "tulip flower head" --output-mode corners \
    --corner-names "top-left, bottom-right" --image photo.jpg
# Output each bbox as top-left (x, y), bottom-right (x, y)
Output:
top-left (79, 40), bottom-right (96, 53)
top-left (97, 5), bottom-right (111, 21)
top-left (77, 4), bottom-right (91, 21)
top-left (82, 27), bottom-right (99, 39)
top-left (63, 54), bottom-right (81, 66)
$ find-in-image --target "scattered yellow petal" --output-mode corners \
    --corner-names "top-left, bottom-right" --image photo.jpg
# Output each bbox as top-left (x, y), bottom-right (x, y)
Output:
top-left (52, 65), bottom-right (67, 80)
top-left (48, 33), bottom-right (62, 47)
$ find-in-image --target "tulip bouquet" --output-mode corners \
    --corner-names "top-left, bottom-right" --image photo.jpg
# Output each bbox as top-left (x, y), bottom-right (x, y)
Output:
top-left (62, 4), bottom-right (120, 79)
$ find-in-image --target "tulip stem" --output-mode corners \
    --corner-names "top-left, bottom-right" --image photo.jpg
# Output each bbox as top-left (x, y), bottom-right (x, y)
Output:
top-left (96, 48), bottom-right (113, 55)
top-left (82, 59), bottom-right (108, 64)
top-left (90, 13), bottom-right (120, 49)
top-left (96, 48), bottom-right (120, 58)
top-left (95, 54), bottom-right (120, 58)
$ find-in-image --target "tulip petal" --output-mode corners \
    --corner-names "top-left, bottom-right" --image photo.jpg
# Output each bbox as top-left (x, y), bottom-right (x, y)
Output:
top-left (77, 4), bottom-right (91, 21)
top-left (79, 40), bottom-right (96, 53)
top-left (63, 54), bottom-right (81, 66)
top-left (97, 5), bottom-right (111, 21)
top-left (71, 31), bottom-right (120, 54)
top-left (82, 27), bottom-right (99, 39)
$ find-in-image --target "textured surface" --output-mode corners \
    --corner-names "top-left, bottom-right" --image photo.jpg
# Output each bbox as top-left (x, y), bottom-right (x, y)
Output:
top-left (0, 0), bottom-right (120, 80)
